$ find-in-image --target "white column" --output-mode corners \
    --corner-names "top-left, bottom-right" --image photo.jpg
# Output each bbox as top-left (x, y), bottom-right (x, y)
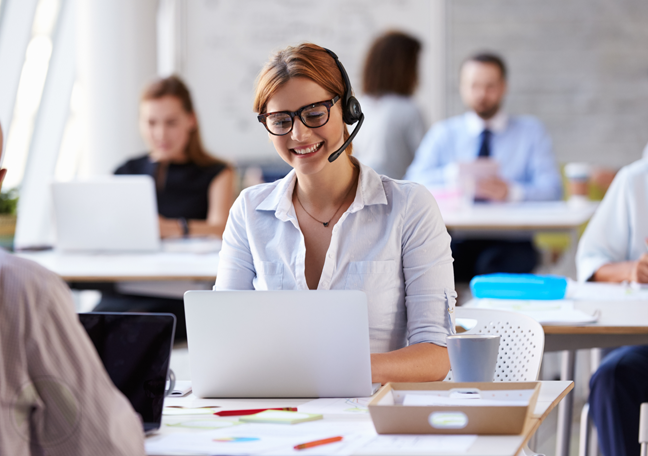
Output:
top-left (76, 0), bottom-right (158, 176)
top-left (0, 0), bottom-right (39, 129)
top-left (14, 0), bottom-right (75, 249)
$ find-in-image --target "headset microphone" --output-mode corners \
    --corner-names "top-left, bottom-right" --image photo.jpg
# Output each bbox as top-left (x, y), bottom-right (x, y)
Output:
top-left (324, 49), bottom-right (364, 163)
top-left (327, 113), bottom-right (364, 162)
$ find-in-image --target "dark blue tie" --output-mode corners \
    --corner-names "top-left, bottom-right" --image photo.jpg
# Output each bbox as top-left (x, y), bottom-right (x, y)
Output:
top-left (478, 129), bottom-right (492, 158)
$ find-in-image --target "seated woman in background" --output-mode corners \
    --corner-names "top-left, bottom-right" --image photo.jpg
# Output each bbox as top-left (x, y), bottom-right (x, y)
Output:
top-left (95, 76), bottom-right (234, 340)
top-left (216, 43), bottom-right (456, 384)
top-left (352, 31), bottom-right (425, 179)
top-left (576, 157), bottom-right (648, 456)
top-left (117, 75), bottom-right (234, 237)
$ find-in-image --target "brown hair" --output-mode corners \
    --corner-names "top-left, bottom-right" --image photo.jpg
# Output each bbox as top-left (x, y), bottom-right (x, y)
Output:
top-left (362, 31), bottom-right (422, 97)
top-left (253, 43), bottom-right (352, 155)
top-left (141, 75), bottom-right (226, 167)
top-left (463, 52), bottom-right (507, 80)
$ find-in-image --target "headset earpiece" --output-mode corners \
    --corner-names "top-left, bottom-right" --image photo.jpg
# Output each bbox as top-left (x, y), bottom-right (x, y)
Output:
top-left (324, 48), bottom-right (363, 126)
top-left (344, 96), bottom-right (363, 124)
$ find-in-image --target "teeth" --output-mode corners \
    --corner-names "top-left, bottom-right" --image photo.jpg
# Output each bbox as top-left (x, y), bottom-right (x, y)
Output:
top-left (294, 143), bottom-right (321, 155)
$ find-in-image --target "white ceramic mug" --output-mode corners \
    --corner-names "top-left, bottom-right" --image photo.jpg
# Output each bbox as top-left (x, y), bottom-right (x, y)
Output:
top-left (447, 334), bottom-right (500, 382)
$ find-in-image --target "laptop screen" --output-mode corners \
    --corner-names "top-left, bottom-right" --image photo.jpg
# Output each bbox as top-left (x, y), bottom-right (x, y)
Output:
top-left (78, 312), bottom-right (176, 433)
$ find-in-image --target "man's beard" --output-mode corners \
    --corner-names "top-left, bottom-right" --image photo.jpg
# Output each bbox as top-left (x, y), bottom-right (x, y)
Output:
top-left (474, 103), bottom-right (500, 120)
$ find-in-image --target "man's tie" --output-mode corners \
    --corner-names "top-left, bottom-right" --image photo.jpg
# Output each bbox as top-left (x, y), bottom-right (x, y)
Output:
top-left (478, 129), bottom-right (492, 158)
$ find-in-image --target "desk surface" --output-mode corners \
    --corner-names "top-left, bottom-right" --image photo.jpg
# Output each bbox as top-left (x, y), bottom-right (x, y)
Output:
top-left (148, 381), bottom-right (572, 456)
top-left (441, 201), bottom-right (598, 230)
top-left (16, 250), bottom-right (219, 281)
top-left (543, 300), bottom-right (648, 334)
top-left (466, 290), bottom-right (648, 351)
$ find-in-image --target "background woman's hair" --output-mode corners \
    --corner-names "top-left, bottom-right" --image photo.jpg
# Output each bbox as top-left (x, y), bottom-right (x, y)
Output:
top-left (362, 31), bottom-right (422, 97)
top-left (253, 43), bottom-right (352, 155)
top-left (141, 75), bottom-right (226, 167)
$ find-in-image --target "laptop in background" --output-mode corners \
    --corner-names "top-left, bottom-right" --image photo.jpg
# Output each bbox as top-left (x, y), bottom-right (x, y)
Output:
top-left (184, 290), bottom-right (377, 398)
top-left (52, 176), bottom-right (160, 252)
top-left (78, 312), bottom-right (176, 434)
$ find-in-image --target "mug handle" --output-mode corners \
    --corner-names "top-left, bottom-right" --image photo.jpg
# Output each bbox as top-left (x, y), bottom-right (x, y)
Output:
top-left (164, 368), bottom-right (176, 397)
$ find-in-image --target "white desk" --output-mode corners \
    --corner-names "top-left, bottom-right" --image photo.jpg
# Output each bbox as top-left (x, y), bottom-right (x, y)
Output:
top-left (440, 201), bottom-right (598, 231)
top-left (148, 381), bottom-right (572, 456)
top-left (16, 250), bottom-right (219, 282)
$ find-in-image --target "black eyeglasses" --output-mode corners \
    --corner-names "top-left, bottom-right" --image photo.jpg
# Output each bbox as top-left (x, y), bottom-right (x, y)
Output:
top-left (257, 96), bottom-right (340, 136)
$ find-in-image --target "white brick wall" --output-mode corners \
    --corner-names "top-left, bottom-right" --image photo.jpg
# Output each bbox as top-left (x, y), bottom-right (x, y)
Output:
top-left (446, 0), bottom-right (648, 167)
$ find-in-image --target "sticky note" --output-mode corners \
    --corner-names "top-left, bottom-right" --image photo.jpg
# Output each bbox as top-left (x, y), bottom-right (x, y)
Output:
top-left (239, 410), bottom-right (323, 425)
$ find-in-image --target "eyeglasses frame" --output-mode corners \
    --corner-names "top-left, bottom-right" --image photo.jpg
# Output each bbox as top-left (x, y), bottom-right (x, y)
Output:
top-left (257, 95), bottom-right (341, 136)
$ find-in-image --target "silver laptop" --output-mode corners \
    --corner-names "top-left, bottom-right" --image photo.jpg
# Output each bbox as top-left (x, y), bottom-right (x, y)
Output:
top-left (52, 176), bottom-right (160, 252)
top-left (184, 290), bottom-right (377, 398)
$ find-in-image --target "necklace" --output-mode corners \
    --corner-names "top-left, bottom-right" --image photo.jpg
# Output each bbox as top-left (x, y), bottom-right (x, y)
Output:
top-left (295, 179), bottom-right (356, 228)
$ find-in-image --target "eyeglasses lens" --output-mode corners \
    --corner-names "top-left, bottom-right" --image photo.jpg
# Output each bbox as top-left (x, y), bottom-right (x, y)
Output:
top-left (266, 113), bottom-right (293, 135)
top-left (301, 105), bottom-right (329, 128)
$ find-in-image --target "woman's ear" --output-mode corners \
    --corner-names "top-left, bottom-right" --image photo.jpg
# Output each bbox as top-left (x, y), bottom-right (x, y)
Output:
top-left (188, 112), bottom-right (198, 131)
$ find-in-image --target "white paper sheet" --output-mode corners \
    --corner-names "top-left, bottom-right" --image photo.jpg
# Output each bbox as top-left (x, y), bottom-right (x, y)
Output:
top-left (146, 419), bottom-right (378, 456)
top-left (397, 389), bottom-right (534, 406)
top-left (355, 435), bottom-right (478, 455)
top-left (567, 281), bottom-right (648, 301)
top-left (298, 397), bottom-right (372, 415)
top-left (474, 299), bottom-right (599, 325)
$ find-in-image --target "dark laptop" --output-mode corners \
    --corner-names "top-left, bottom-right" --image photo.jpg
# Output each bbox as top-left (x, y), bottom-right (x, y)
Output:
top-left (78, 312), bottom-right (176, 434)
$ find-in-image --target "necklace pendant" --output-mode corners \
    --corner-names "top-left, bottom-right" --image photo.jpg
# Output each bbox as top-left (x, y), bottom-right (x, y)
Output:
top-left (323, 222), bottom-right (329, 227)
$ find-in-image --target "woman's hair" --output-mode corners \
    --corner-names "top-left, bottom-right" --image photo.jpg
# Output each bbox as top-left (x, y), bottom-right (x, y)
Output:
top-left (141, 75), bottom-right (226, 167)
top-left (253, 43), bottom-right (352, 155)
top-left (362, 31), bottom-right (422, 97)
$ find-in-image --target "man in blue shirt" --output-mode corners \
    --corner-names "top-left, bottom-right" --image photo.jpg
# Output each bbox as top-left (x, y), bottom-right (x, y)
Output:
top-left (405, 53), bottom-right (563, 281)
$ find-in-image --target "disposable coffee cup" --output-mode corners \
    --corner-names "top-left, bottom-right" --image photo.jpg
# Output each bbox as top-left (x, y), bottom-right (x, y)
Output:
top-left (564, 163), bottom-right (591, 201)
top-left (447, 334), bottom-right (500, 382)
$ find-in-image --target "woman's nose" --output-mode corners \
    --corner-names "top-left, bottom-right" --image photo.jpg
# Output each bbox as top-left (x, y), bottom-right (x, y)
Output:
top-left (291, 116), bottom-right (311, 142)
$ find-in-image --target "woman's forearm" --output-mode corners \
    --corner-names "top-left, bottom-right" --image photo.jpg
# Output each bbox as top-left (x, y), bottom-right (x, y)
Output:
top-left (370, 343), bottom-right (450, 384)
top-left (593, 261), bottom-right (636, 283)
top-left (188, 219), bottom-right (226, 238)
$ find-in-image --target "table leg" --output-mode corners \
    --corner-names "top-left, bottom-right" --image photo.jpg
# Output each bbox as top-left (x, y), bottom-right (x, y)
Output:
top-left (556, 350), bottom-right (576, 456)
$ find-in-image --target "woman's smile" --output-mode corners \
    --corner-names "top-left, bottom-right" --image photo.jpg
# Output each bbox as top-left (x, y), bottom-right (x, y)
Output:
top-left (291, 141), bottom-right (324, 157)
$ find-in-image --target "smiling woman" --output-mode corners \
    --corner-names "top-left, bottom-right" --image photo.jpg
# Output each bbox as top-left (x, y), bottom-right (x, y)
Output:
top-left (215, 43), bottom-right (458, 384)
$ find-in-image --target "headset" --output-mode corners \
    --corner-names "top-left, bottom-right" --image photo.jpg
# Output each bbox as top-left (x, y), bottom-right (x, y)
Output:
top-left (323, 48), bottom-right (365, 163)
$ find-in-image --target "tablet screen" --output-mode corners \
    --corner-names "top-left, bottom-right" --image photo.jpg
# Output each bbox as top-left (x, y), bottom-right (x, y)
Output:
top-left (78, 312), bottom-right (176, 433)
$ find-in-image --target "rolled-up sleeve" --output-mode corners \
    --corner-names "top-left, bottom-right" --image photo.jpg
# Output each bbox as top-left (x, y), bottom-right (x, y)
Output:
top-left (401, 184), bottom-right (456, 347)
top-left (215, 194), bottom-right (256, 290)
top-left (576, 168), bottom-right (631, 282)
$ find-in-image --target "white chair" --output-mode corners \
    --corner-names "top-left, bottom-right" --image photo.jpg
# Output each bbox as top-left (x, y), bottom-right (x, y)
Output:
top-left (640, 403), bottom-right (648, 456)
top-left (448, 307), bottom-right (545, 382)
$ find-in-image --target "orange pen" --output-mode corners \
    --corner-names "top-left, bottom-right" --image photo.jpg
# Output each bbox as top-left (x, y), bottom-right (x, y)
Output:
top-left (294, 436), bottom-right (343, 450)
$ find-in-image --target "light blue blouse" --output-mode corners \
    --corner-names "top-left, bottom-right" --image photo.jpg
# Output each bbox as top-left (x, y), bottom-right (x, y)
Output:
top-left (215, 160), bottom-right (456, 353)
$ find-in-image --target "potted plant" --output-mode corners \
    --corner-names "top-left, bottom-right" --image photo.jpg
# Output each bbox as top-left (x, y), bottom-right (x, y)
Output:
top-left (0, 188), bottom-right (18, 237)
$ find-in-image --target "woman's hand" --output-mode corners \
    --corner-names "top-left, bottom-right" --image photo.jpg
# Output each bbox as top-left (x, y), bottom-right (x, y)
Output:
top-left (630, 254), bottom-right (648, 283)
top-left (594, 255), bottom-right (648, 283)
top-left (158, 215), bottom-right (183, 238)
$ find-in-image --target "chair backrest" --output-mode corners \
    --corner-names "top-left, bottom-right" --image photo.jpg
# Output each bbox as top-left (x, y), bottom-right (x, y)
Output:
top-left (446, 307), bottom-right (545, 382)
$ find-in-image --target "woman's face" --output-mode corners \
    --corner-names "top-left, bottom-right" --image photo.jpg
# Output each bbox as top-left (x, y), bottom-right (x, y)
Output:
top-left (265, 77), bottom-right (345, 176)
top-left (140, 95), bottom-right (196, 162)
